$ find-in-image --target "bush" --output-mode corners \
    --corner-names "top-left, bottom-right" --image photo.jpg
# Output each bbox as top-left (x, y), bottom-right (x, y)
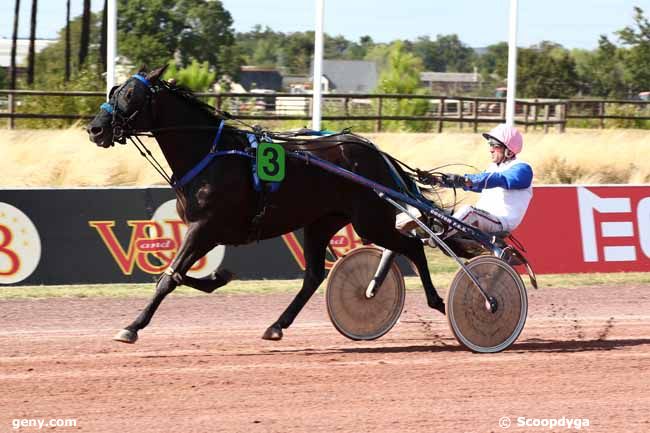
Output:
top-left (14, 69), bottom-right (104, 129)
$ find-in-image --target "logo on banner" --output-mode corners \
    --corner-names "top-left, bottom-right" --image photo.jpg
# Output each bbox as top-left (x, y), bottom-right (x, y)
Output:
top-left (578, 187), bottom-right (650, 262)
top-left (282, 224), bottom-right (366, 270)
top-left (89, 200), bottom-right (225, 277)
top-left (0, 202), bottom-right (42, 284)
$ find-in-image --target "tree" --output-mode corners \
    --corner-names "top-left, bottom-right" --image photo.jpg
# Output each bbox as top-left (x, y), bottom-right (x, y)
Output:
top-left (118, 0), bottom-right (240, 77)
top-left (65, 0), bottom-right (71, 81)
top-left (164, 60), bottom-right (216, 91)
top-left (10, 0), bottom-right (20, 90)
top-left (79, 0), bottom-right (91, 68)
top-left (35, 12), bottom-right (102, 87)
top-left (364, 43), bottom-right (392, 75)
top-left (411, 34), bottom-right (476, 72)
top-left (376, 41), bottom-right (429, 131)
top-left (176, 0), bottom-right (239, 76)
top-left (377, 41), bottom-right (423, 94)
top-left (0, 68), bottom-right (7, 89)
top-left (517, 42), bottom-right (580, 98)
top-left (576, 36), bottom-right (627, 97)
top-left (477, 42), bottom-right (509, 77)
top-left (282, 31), bottom-right (315, 75)
top-left (617, 6), bottom-right (650, 93)
top-left (27, 0), bottom-right (38, 85)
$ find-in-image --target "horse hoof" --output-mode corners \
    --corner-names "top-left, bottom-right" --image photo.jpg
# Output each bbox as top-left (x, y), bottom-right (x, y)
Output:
top-left (262, 326), bottom-right (283, 341)
top-left (430, 299), bottom-right (446, 315)
top-left (113, 329), bottom-right (138, 344)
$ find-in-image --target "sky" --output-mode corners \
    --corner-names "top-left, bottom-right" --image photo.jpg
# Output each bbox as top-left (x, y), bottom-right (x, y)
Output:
top-left (0, 0), bottom-right (646, 50)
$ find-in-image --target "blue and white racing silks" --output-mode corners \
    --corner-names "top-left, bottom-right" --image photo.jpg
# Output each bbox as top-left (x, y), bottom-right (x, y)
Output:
top-left (464, 160), bottom-right (534, 232)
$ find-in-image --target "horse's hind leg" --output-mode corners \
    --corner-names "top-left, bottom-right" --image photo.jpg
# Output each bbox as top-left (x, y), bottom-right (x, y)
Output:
top-left (352, 207), bottom-right (445, 315)
top-left (114, 221), bottom-right (217, 344)
top-left (263, 215), bottom-right (348, 341)
top-left (183, 269), bottom-right (235, 293)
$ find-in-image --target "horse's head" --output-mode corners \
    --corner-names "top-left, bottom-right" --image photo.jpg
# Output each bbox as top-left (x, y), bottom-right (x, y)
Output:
top-left (87, 65), bottom-right (167, 148)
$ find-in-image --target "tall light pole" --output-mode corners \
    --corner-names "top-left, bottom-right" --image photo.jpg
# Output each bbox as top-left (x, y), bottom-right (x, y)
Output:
top-left (311, 0), bottom-right (324, 130)
top-left (106, 0), bottom-right (117, 97)
top-left (505, 0), bottom-right (518, 127)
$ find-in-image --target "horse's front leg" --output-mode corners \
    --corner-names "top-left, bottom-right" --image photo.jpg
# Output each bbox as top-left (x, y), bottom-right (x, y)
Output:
top-left (113, 221), bottom-right (217, 343)
top-left (263, 215), bottom-right (348, 341)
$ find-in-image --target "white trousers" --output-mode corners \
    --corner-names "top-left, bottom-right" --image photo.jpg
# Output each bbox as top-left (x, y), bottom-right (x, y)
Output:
top-left (451, 205), bottom-right (503, 234)
top-left (395, 205), bottom-right (503, 236)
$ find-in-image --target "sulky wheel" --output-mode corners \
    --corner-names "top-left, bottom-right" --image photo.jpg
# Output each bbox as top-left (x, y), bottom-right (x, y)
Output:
top-left (447, 255), bottom-right (528, 353)
top-left (326, 246), bottom-right (405, 341)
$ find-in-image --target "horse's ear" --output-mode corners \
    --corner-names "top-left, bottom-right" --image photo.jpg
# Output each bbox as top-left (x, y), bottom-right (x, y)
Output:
top-left (138, 65), bottom-right (148, 74)
top-left (146, 65), bottom-right (168, 83)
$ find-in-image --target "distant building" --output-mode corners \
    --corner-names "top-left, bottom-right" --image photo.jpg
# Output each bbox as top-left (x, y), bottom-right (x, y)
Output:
top-left (420, 71), bottom-right (481, 94)
top-left (0, 38), bottom-right (56, 76)
top-left (282, 75), bottom-right (311, 93)
top-left (238, 66), bottom-right (283, 91)
top-left (311, 59), bottom-right (378, 93)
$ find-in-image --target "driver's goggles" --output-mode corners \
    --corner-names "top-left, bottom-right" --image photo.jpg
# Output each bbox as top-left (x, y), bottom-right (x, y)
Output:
top-left (487, 138), bottom-right (505, 149)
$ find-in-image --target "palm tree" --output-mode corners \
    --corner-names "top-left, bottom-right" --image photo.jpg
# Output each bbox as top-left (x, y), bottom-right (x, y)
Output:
top-left (79, 0), bottom-right (91, 68)
top-left (10, 0), bottom-right (20, 90)
top-left (64, 0), bottom-right (71, 81)
top-left (27, 0), bottom-right (38, 85)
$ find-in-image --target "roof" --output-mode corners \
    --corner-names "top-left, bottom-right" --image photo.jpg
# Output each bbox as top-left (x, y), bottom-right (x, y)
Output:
top-left (420, 71), bottom-right (480, 83)
top-left (312, 60), bottom-right (378, 93)
top-left (238, 67), bottom-right (283, 91)
top-left (0, 38), bottom-right (56, 68)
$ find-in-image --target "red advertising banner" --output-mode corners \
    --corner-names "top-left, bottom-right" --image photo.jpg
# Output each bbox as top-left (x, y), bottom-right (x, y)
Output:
top-left (513, 185), bottom-right (650, 274)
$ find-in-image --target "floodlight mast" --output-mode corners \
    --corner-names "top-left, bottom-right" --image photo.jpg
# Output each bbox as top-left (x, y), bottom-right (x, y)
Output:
top-left (106, 0), bottom-right (117, 98)
top-left (312, 0), bottom-right (324, 131)
top-left (505, 0), bottom-right (519, 127)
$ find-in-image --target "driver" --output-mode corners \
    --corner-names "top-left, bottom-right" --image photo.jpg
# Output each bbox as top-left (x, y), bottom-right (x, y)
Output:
top-left (397, 124), bottom-right (533, 236)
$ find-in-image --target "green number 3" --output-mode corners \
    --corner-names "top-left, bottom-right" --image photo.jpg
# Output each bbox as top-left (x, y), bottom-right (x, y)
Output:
top-left (257, 142), bottom-right (286, 182)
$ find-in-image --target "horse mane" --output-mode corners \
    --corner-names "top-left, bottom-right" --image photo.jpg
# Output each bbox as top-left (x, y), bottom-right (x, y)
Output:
top-left (162, 81), bottom-right (223, 123)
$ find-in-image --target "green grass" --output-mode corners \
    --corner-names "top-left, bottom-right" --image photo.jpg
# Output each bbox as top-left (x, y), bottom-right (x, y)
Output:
top-left (1, 251), bottom-right (648, 299)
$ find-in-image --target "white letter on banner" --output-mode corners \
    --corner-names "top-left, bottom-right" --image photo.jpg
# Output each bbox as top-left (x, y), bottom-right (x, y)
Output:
top-left (638, 197), bottom-right (650, 259)
top-left (577, 187), bottom-right (633, 262)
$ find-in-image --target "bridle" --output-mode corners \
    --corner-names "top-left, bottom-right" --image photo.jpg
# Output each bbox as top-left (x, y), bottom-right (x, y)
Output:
top-left (99, 74), bottom-right (175, 185)
top-left (100, 74), bottom-right (157, 144)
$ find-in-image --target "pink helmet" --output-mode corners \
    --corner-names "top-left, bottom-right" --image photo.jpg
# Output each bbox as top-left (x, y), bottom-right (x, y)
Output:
top-left (482, 124), bottom-right (523, 155)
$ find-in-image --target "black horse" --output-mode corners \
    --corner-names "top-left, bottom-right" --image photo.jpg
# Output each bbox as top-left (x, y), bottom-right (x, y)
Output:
top-left (87, 66), bottom-right (445, 344)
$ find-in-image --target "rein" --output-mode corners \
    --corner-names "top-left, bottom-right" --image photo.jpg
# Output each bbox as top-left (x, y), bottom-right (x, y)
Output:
top-left (100, 76), bottom-right (459, 207)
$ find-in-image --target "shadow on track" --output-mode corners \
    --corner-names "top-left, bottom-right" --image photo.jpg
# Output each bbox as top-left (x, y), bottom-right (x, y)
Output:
top-left (254, 337), bottom-right (650, 356)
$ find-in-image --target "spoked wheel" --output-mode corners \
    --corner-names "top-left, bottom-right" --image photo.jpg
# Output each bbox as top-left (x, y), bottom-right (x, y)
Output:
top-left (447, 255), bottom-right (528, 353)
top-left (326, 246), bottom-right (405, 341)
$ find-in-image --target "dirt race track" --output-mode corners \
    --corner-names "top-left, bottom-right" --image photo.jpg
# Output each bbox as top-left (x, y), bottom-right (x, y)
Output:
top-left (1, 284), bottom-right (650, 433)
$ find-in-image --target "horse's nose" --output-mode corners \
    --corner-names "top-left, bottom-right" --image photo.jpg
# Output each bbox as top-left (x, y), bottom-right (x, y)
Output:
top-left (89, 126), bottom-right (103, 136)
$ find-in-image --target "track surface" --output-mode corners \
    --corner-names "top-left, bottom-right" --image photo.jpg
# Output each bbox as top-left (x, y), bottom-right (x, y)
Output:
top-left (1, 284), bottom-right (650, 432)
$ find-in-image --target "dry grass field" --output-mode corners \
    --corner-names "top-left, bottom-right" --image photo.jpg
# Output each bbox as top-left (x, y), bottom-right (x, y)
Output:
top-left (0, 126), bottom-right (649, 187)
